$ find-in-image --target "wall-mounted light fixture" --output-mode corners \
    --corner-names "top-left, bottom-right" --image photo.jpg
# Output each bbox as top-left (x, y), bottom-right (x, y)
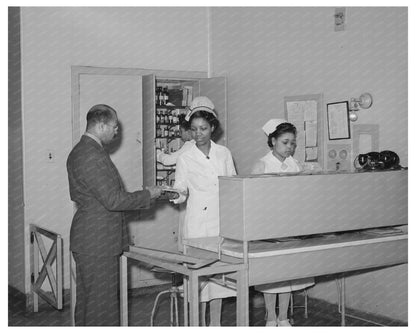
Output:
top-left (349, 92), bottom-right (373, 122)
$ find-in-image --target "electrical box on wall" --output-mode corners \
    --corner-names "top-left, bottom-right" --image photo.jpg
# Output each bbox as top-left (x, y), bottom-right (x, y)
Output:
top-left (334, 7), bottom-right (346, 31)
top-left (326, 143), bottom-right (351, 172)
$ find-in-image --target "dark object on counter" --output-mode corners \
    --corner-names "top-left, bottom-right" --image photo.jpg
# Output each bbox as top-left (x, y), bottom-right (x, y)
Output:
top-left (354, 150), bottom-right (401, 171)
top-left (379, 150), bottom-right (400, 169)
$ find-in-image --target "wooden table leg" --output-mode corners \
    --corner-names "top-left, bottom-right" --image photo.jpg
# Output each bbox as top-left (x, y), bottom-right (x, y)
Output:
top-left (183, 276), bottom-right (189, 326)
top-left (188, 271), bottom-right (199, 326)
top-left (120, 255), bottom-right (128, 326)
top-left (236, 267), bottom-right (249, 326)
top-left (340, 275), bottom-right (346, 326)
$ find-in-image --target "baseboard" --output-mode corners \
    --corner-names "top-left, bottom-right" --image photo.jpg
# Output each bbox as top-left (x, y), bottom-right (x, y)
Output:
top-left (8, 285), bottom-right (31, 312)
top-left (8, 285), bottom-right (73, 312)
top-left (311, 297), bottom-right (408, 326)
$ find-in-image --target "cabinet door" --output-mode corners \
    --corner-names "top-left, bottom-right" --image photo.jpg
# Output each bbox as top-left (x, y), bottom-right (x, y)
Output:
top-left (142, 74), bottom-right (156, 187)
top-left (78, 74), bottom-right (143, 190)
top-left (199, 77), bottom-right (227, 146)
top-left (132, 74), bottom-right (179, 287)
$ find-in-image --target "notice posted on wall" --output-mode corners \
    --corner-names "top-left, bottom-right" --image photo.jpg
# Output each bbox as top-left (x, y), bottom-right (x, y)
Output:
top-left (285, 96), bottom-right (320, 163)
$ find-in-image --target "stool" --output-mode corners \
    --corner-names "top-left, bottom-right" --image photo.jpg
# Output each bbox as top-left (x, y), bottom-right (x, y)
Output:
top-left (289, 289), bottom-right (309, 325)
top-left (150, 268), bottom-right (183, 326)
top-left (264, 289), bottom-right (309, 325)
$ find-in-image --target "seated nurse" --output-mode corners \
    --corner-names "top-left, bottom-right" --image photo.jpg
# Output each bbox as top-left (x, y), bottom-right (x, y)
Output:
top-left (252, 118), bottom-right (315, 327)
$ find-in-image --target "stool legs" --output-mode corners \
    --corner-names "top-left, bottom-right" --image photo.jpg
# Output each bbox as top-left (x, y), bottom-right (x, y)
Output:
top-left (288, 290), bottom-right (309, 325)
top-left (169, 288), bottom-right (180, 326)
top-left (200, 302), bottom-right (206, 326)
top-left (151, 288), bottom-right (181, 326)
top-left (304, 290), bottom-right (308, 319)
top-left (170, 292), bottom-right (174, 326)
top-left (151, 290), bottom-right (170, 326)
top-left (174, 291), bottom-right (179, 326)
top-left (289, 293), bottom-right (294, 325)
top-left (290, 293), bottom-right (294, 317)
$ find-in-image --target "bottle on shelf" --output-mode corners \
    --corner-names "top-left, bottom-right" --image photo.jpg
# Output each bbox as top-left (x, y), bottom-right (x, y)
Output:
top-left (158, 87), bottom-right (164, 105)
top-left (163, 86), bottom-right (169, 105)
top-left (169, 127), bottom-right (175, 137)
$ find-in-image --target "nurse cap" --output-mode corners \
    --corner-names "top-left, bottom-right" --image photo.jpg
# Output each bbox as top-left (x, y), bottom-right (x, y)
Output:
top-left (185, 96), bottom-right (217, 121)
top-left (262, 118), bottom-right (287, 136)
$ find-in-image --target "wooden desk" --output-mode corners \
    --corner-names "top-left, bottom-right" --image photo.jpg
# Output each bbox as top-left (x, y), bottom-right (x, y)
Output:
top-left (184, 229), bottom-right (407, 325)
top-left (119, 245), bottom-right (247, 326)
top-left (185, 170), bottom-right (408, 326)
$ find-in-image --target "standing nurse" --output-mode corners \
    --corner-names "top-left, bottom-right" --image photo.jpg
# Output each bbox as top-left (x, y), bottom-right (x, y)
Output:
top-left (252, 119), bottom-right (315, 326)
top-left (172, 96), bottom-right (236, 326)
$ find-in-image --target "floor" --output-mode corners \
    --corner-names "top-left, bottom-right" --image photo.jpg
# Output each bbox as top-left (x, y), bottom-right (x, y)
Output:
top-left (9, 285), bottom-right (406, 327)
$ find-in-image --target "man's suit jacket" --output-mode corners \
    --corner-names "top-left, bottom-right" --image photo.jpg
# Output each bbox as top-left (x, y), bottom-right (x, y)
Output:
top-left (67, 135), bottom-right (151, 257)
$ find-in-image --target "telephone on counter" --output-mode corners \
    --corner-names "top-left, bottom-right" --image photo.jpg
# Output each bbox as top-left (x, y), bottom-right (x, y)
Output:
top-left (354, 150), bottom-right (401, 171)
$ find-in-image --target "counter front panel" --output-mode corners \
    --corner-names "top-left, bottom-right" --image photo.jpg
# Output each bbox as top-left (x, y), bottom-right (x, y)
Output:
top-left (219, 170), bottom-right (407, 241)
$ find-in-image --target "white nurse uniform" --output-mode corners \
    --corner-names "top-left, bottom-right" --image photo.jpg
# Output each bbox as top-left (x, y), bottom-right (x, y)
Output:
top-left (252, 151), bottom-right (315, 293)
top-left (174, 141), bottom-right (236, 301)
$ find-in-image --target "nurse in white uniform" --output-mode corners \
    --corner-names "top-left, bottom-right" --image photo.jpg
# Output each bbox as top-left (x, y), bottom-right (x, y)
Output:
top-left (252, 119), bottom-right (315, 327)
top-left (173, 96), bottom-right (236, 326)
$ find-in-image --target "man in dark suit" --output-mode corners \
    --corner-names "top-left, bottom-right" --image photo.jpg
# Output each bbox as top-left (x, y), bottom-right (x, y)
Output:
top-left (67, 104), bottom-right (161, 326)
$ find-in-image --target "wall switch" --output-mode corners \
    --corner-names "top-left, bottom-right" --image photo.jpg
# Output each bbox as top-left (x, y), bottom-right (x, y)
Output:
top-left (46, 149), bottom-right (55, 163)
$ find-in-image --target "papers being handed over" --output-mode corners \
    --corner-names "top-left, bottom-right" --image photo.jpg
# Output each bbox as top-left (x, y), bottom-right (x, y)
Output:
top-left (159, 186), bottom-right (187, 201)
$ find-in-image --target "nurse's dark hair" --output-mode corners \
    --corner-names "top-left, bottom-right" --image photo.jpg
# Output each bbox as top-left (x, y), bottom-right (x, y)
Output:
top-left (178, 114), bottom-right (191, 131)
top-left (267, 122), bottom-right (297, 148)
top-left (189, 110), bottom-right (220, 134)
top-left (86, 104), bottom-right (117, 130)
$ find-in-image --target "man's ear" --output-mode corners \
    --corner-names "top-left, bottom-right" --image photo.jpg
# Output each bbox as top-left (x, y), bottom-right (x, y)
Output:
top-left (97, 122), bottom-right (105, 132)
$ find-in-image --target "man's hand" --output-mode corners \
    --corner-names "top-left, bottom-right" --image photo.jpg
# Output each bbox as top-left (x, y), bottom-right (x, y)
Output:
top-left (146, 186), bottom-right (163, 199)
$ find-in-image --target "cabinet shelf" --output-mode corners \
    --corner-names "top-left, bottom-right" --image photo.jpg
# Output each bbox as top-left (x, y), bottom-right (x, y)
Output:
top-left (156, 122), bottom-right (180, 127)
top-left (155, 136), bottom-right (181, 140)
top-left (156, 104), bottom-right (187, 109)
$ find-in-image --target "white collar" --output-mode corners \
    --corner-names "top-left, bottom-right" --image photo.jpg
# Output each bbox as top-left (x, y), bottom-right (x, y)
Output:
top-left (192, 140), bottom-right (216, 159)
top-left (267, 151), bottom-right (294, 164)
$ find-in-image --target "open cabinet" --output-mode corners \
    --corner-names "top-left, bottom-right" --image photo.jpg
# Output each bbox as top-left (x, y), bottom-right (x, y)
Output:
top-left (71, 66), bottom-right (227, 288)
top-left (142, 75), bottom-right (227, 187)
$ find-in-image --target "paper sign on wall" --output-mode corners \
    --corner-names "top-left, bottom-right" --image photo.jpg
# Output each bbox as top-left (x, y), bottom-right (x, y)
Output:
top-left (284, 94), bottom-right (323, 166)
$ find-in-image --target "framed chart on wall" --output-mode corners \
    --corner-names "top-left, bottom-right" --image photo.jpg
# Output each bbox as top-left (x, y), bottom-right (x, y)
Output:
top-left (284, 93), bottom-right (324, 167)
top-left (327, 101), bottom-right (351, 140)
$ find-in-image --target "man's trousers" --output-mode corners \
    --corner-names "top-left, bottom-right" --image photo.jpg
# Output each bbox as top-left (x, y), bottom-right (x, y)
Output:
top-left (73, 252), bottom-right (120, 326)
